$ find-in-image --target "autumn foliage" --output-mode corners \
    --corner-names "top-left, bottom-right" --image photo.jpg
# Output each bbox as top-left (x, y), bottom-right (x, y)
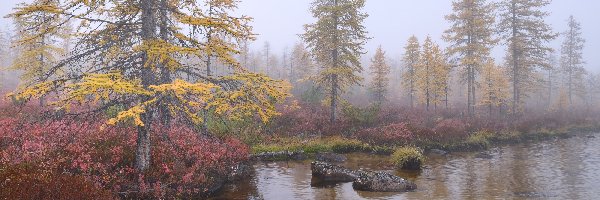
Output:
top-left (0, 104), bottom-right (249, 199)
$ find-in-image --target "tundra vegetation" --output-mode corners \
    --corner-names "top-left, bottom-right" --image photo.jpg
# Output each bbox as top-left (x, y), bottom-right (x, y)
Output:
top-left (0, 0), bottom-right (599, 199)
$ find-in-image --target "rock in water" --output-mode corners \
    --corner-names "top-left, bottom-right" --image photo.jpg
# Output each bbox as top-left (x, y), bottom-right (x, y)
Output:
top-left (227, 163), bottom-right (252, 181)
top-left (311, 161), bottom-right (359, 182)
top-left (315, 152), bottom-right (347, 163)
top-left (352, 171), bottom-right (417, 192)
top-left (429, 149), bottom-right (449, 156)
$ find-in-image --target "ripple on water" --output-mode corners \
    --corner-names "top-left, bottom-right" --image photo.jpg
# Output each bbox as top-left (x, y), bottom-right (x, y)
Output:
top-left (212, 134), bottom-right (600, 199)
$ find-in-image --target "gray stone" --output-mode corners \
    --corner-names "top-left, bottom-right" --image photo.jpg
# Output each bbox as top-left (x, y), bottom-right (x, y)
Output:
top-left (311, 161), bottom-right (359, 182)
top-left (352, 171), bottom-right (417, 192)
top-left (311, 162), bottom-right (417, 192)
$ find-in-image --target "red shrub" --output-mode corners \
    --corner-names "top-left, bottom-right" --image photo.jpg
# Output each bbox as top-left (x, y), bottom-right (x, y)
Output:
top-left (355, 123), bottom-right (414, 146)
top-left (269, 102), bottom-right (339, 136)
top-left (431, 119), bottom-right (470, 141)
top-left (0, 116), bottom-right (249, 199)
top-left (0, 164), bottom-right (116, 200)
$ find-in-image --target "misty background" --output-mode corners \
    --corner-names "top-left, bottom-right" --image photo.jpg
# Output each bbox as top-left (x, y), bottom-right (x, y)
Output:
top-left (1, 0), bottom-right (598, 109)
top-left (1, 0), bottom-right (598, 72)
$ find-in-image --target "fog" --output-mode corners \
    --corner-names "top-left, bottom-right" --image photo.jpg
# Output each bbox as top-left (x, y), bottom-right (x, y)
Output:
top-left (235, 0), bottom-right (599, 73)
top-left (1, 0), bottom-right (599, 109)
top-left (2, 1), bottom-right (599, 73)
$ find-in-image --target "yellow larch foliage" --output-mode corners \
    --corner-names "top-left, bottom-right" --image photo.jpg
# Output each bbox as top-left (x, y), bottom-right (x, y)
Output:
top-left (302, 0), bottom-right (369, 123)
top-left (479, 60), bottom-right (509, 114)
top-left (401, 36), bottom-right (420, 107)
top-left (369, 45), bottom-right (390, 104)
top-left (8, 0), bottom-right (291, 172)
top-left (430, 47), bottom-right (450, 109)
top-left (8, 0), bottom-right (289, 130)
top-left (444, 0), bottom-right (497, 115)
top-left (416, 37), bottom-right (445, 110)
top-left (66, 72), bottom-right (152, 103)
top-left (208, 73), bottom-right (291, 123)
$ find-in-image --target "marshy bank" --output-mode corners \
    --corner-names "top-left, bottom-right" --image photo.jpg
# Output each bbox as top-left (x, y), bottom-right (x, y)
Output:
top-left (212, 133), bottom-right (600, 199)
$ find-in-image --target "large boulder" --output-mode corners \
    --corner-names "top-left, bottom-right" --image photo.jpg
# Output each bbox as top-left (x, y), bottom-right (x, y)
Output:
top-left (352, 171), bottom-right (417, 192)
top-left (311, 162), bottom-right (417, 192)
top-left (311, 161), bottom-right (359, 182)
top-left (315, 152), bottom-right (347, 163)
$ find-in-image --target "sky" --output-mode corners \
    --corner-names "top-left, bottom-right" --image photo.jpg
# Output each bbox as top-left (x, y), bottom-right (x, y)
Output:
top-left (1, 0), bottom-right (598, 73)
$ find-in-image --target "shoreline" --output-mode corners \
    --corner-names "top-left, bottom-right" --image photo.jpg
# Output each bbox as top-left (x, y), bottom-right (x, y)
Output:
top-left (249, 123), bottom-right (600, 161)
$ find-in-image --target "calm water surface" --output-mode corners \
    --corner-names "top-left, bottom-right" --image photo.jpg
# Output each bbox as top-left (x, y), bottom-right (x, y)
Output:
top-left (212, 134), bottom-right (600, 199)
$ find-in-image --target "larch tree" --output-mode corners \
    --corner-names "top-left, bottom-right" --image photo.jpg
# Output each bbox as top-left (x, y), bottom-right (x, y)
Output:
top-left (282, 46), bottom-right (289, 80)
top-left (479, 59), bottom-right (510, 115)
top-left (0, 30), bottom-right (10, 89)
top-left (560, 15), bottom-right (586, 108)
top-left (302, 0), bottom-right (369, 123)
top-left (10, 0), bottom-right (289, 171)
top-left (8, 0), bottom-right (65, 107)
top-left (417, 37), bottom-right (447, 111)
top-left (444, 0), bottom-right (497, 116)
top-left (498, 0), bottom-right (557, 114)
top-left (554, 87), bottom-right (569, 112)
top-left (415, 37), bottom-right (439, 111)
top-left (401, 36), bottom-right (420, 108)
top-left (585, 73), bottom-right (600, 109)
top-left (290, 43), bottom-right (313, 83)
top-left (369, 46), bottom-right (390, 104)
top-left (431, 48), bottom-right (451, 110)
top-left (262, 41), bottom-right (271, 74)
top-left (546, 53), bottom-right (559, 108)
top-left (238, 39), bottom-right (250, 69)
top-left (289, 42), bottom-right (315, 95)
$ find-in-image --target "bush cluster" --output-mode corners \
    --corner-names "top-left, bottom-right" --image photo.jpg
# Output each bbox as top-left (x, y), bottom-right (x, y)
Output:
top-left (390, 146), bottom-right (424, 170)
top-left (0, 115), bottom-right (249, 199)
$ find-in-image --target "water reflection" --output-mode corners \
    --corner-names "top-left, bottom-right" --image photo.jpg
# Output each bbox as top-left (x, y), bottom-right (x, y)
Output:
top-left (211, 135), bottom-right (600, 199)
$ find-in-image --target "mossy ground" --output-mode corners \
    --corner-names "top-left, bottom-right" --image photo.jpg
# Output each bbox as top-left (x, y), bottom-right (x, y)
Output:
top-left (252, 136), bottom-right (393, 155)
top-left (390, 146), bottom-right (425, 170)
top-left (251, 123), bottom-right (600, 162)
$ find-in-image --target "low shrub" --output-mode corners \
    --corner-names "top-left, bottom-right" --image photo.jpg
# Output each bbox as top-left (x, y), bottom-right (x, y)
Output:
top-left (355, 122), bottom-right (414, 146)
top-left (0, 116), bottom-right (249, 199)
top-left (494, 131), bottom-right (523, 143)
top-left (251, 137), bottom-right (368, 154)
top-left (390, 146), bottom-right (424, 170)
top-left (268, 101), bottom-right (332, 136)
top-left (0, 164), bottom-right (116, 200)
top-left (432, 119), bottom-right (469, 141)
top-left (461, 131), bottom-right (494, 150)
top-left (341, 103), bottom-right (381, 129)
top-left (328, 137), bottom-right (367, 153)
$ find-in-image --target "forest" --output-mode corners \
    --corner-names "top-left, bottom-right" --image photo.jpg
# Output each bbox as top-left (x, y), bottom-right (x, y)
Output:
top-left (0, 0), bottom-right (599, 199)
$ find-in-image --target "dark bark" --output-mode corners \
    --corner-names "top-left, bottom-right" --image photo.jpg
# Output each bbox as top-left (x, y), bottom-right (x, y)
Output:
top-left (330, 0), bottom-right (339, 123)
top-left (511, 0), bottom-right (520, 116)
top-left (136, 0), bottom-right (158, 171)
top-left (135, 114), bottom-right (152, 171)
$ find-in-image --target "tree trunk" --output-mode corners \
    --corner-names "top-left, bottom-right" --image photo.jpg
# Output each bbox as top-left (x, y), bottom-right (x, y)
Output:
top-left (158, 0), bottom-right (171, 126)
top-left (511, 1), bottom-right (519, 116)
top-left (135, 114), bottom-right (152, 171)
top-left (331, 74), bottom-right (338, 123)
top-left (330, 0), bottom-right (339, 123)
top-left (136, 0), bottom-right (158, 171)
